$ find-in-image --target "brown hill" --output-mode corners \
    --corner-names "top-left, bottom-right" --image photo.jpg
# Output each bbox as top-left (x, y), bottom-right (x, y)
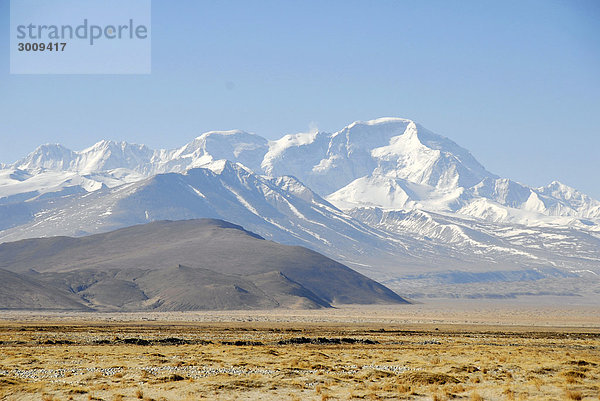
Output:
top-left (0, 219), bottom-right (408, 311)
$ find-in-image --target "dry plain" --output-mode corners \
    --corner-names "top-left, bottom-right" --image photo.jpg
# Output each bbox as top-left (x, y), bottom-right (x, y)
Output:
top-left (1, 301), bottom-right (599, 401)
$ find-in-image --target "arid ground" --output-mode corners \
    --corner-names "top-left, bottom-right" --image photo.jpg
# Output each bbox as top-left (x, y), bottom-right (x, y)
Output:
top-left (1, 301), bottom-right (599, 400)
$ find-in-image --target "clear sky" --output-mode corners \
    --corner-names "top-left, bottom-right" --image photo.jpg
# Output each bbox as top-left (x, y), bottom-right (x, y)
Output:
top-left (1, 0), bottom-right (599, 198)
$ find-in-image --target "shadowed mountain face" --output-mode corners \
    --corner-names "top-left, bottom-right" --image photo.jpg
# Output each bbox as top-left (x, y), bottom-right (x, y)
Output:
top-left (0, 219), bottom-right (408, 311)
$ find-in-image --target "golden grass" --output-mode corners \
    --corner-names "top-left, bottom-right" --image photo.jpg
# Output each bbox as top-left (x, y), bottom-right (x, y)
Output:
top-left (0, 319), bottom-right (598, 400)
top-left (400, 371), bottom-right (460, 385)
top-left (565, 390), bottom-right (583, 400)
top-left (470, 392), bottom-right (484, 401)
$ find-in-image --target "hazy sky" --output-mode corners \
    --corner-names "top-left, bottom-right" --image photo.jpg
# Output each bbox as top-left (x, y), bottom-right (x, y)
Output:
top-left (1, 0), bottom-right (599, 198)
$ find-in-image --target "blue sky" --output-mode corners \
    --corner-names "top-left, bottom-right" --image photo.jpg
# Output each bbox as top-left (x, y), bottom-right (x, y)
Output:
top-left (1, 0), bottom-right (599, 198)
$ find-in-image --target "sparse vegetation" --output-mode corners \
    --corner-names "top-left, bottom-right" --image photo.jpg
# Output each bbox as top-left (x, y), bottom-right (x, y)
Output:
top-left (0, 313), bottom-right (598, 401)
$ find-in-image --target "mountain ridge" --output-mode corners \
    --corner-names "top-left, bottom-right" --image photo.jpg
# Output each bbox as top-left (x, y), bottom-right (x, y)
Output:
top-left (3, 117), bottom-right (598, 226)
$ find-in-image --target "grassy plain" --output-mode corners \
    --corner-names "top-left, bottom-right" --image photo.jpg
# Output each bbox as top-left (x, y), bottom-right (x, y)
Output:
top-left (1, 302), bottom-right (599, 401)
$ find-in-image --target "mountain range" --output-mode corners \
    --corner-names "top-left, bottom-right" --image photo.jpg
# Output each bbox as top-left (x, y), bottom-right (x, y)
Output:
top-left (1, 117), bottom-right (599, 301)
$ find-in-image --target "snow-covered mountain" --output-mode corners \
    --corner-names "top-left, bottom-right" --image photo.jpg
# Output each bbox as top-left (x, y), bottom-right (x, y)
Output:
top-left (11, 130), bottom-right (268, 176)
top-left (2, 158), bottom-right (599, 292)
top-left (14, 140), bottom-right (155, 173)
top-left (260, 118), bottom-right (600, 226)
top-left (4, 118), bottom-right (598, 226)
top-left (264, 118), bottom-right (493, 195)
top-left (1, 117), bottom-right (599, 299)
top-left (0, 160), bottom-right (398, 261)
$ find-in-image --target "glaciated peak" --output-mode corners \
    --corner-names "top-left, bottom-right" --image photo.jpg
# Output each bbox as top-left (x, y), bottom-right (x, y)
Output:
top-left (70, 140), bottom-right (155, 174)
top-left (83, 139), bottom-right (112, 151)
top-left (187, 130), bottom-right (266, 153)
top-left (345, 117), bottom-right (415, 130)
top-left (14, 143), bottom-right (76, 170)
top-left (173, 130), bottom-right (267, 173)
top-left (260, 116), bottom-right (496, 197)
top-left (543, 180), bottom-right (574, 192)
top-left (270, 130), bottom-right (320, 148)
top-left (195, 129), bottom-right (252, 140)
top-left (37, 142), bottom-right (70, 150)
top-left (332, 118), bottom-right (416, 149)
top-left (199, 159), bottom-right (254, 177)
top-left (537, 181), bottom-right (597, 210)
top-left (29, 143), bottom-right (74, 157)
top-left (371, 123), bottom-right (428, 158)
top-left (82, 139), bottom-right (127, 155)
top-left (82, 139), bottom-right (150, 153)
top-left (261, 130), bottom-right (325, 176)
